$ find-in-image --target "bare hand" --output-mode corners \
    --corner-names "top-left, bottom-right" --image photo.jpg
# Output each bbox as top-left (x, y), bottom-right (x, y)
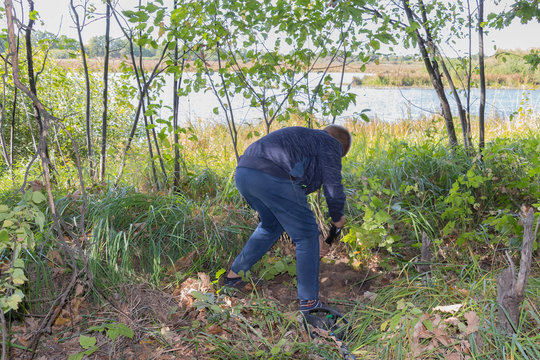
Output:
top-left (333, 215), bottom-right (346, 229)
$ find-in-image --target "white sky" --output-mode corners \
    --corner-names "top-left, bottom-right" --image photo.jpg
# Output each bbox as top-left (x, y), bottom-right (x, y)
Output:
top-left (15, 0), bottom-right (540, 56)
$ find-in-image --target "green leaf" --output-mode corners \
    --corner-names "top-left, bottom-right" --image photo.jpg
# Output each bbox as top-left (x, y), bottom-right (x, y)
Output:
top-left (388, 313), bottom-right (402, 330)
top-left (87, 325), bottom-right (106, 332)
top-left (29, 10), bottom-right (39, 20)
top-left (32, 191), bottom-right (46, 204)
top-left (116, 323), bottom-right (134, 339)
top-left (410, 307), bottom-right (423, 316)
top-left (35, 211), bottom-right (45, 231)
top-left (0, 205), bottom-right (9, 213)
top-left (215, 268), bottom-right (226, 280)
top-left (145, 3), bottom-right (160, 13)
top-left (4, 290), bottom-right (24, 311)
top-left (13, 258), bottom-right (24, 268)
top-left (23, 191), bottom-right (32, 202)
top-left (83, 346), bottom-right (98, 357)
top-left (12, 268), bottom-right (28, 285)
top-left (0, 229), bottom-right (8, 242)
top-left (107, 323), bottom-right (134, 341)
top-left (422, 318), bottom-right (434, 332)
top-left (360, 113), bottom-right (370, 122)
top-left (79, 335), bottom-right (97, 350)
top-left (68, 352), bottom-right (84, 360)
top-left (191, 291), bottom-right (210, 302)
top-left (370, 40), bottom-right (380, 50)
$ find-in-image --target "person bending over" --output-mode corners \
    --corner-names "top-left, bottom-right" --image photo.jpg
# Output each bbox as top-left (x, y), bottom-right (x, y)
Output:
top-left (225, 125), bottom-right (351, 312)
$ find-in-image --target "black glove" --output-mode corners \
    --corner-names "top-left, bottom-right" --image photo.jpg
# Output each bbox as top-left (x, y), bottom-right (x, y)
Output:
top-left (325, 224), bottom-right (342, 245)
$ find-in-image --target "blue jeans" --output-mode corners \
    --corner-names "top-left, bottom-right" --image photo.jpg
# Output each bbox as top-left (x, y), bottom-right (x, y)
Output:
top-left (231, 167), bottom-right (320, 301)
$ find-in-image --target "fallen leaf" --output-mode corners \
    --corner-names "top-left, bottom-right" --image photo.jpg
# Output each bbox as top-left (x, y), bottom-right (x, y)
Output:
top-left (446, 352), bottom-right (462, 360)
top-left (464, 311), bottom-right (480, 334)
top-left (363, 291), bottom-right (377, 301)
top-left (174, 273), bottom-right (213, 308)
top-left (167, 250), bottom-right (196, 275)
top-left (432, 315), bottom-right (452, 347)
top-left (198, 272), bottom-right (211, 289)
top-left (413, 313), bottom-right (432, 340)
top-left (54, 314), bottom-right (71, 326)
top-left (160, 326), bottom-right (176, 343)
top-left (75, 283), bottom-right (85, 297)
top-left (433, 304), bottom-right (463, 314)
top-left (207, 323), bottom-right (225, 335)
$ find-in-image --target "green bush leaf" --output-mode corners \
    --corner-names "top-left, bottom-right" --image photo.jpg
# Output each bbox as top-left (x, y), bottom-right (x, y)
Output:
top-left (0, 229), bottom-right (8, 242)
top-left (32, 191), bottom-right (46, 204)
top-left (35, 211), bottom-right (45, 231)
top-left (107, 323), bottom-right (134, 341)
top-left (13, 258), bottom-right (24, 268)
top-left (4, 290), bottom-right (24, 311)
top-left (12, 268), bottom-right (28, 285)
top-left (68, 353), bottom-right (84, 360)
top-left (23, 191), bottom-right (32, 202)
top-left (79, 335), bottom-right (97, 350)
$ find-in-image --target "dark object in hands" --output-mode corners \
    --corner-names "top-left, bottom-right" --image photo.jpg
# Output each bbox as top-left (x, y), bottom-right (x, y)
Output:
top-left (325, 224), bottom-right (342, 245)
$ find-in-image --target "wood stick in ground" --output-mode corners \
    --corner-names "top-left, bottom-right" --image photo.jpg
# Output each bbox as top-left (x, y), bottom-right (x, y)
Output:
top-left (415, 231), bottom-right (432, 283)
top-left (497, 207), bottom-right (538, 333)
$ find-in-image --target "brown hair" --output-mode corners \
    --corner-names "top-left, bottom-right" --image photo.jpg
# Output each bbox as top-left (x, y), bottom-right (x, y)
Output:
top-left (324, 124), bottom-right (352, 157)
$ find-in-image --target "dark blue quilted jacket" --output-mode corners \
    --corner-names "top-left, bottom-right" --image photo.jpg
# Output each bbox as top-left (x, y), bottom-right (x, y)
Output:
top-left (237, 127), bottom-right (345, 222)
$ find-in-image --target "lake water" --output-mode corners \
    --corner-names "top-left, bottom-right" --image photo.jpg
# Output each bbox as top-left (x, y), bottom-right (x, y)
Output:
top-left (153, 72), bottom-right (540, 125)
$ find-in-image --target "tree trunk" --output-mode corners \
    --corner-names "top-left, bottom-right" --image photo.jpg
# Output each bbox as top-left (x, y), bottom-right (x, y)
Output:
top-left (172, 0), bottom-right (181, 190)
top-left (26, 0), bottom-right (53, 170)
top-left (402, 0), bottom-right (458, 149)
top-left (70, 0), bottom-right (94, 178)
top-left (9, 84), bottom-right (17, 176)
top-left (497, 207), bottom-right (538, 333)
top-left (0, 66), bottom-right (10, 166)
top-left (140, 89), bottom-right (167, 186)
top-left (464, 0), bottom-right (473, 150)
top-left (437, 53), bottom-right (470, 149)
top-left (143, 111), bottom-right (160, 190)
top-left (0, 105), bottom-right (8, 166)
top-left (99, 0), bottom-right (111, 181)
top-left (110, 4), bottom-right (169, 185)
top-left (216, 47), bottom-right (240, 161)
top-left (478, 0), bottom-right (486, 152)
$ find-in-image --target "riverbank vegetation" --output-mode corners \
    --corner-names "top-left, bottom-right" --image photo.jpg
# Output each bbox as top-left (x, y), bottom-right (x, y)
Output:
top-left (52, 49), bottom-right (540, 89)
top-left (1, 0), bottom-right (539, 359)
top-left (2, 114), bottom-right (539, 359)
top-left (353, 50), bottom-right (540, 88)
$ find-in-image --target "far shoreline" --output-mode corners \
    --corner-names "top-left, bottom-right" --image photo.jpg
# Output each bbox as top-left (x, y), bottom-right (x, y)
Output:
top-left (53, 58), bottom-right (540, 90)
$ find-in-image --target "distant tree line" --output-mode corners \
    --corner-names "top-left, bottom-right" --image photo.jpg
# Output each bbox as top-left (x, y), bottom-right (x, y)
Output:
top-left (34, 30), bottom-right (159, 59)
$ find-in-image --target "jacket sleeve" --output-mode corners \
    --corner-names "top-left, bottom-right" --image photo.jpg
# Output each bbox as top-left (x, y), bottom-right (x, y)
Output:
top-left (320, 141), bottom-right (346, 223)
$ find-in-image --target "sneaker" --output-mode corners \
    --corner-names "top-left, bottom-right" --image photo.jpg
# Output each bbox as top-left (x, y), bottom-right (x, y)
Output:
top-left (222, 276), bottom-right (263, 291)
top-left (299, 299), bottom-right (324, 312)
